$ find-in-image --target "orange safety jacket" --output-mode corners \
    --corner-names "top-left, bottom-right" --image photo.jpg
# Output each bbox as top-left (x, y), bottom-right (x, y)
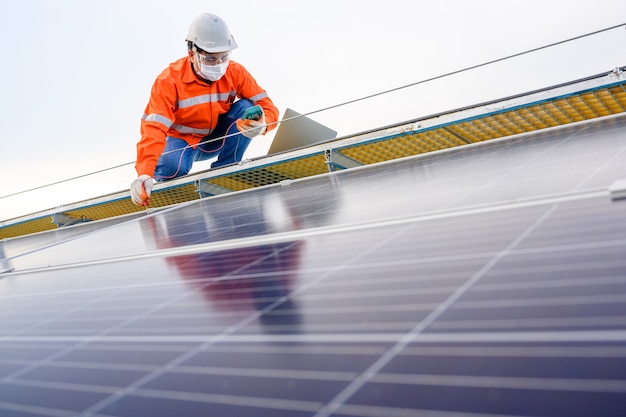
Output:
top-left (135, 56), bottom-right (279, 177)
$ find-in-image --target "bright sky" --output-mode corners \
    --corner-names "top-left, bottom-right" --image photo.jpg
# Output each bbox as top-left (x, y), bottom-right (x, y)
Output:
top-left (0, 0), bottom-right (624, 222)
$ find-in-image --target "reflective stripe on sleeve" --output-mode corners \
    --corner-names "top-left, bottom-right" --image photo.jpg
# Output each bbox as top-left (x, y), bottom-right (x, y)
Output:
top-left (171, 124), bottom-right (212, 135)
top-left (249, 92), bottom-right (269, 103)
top-left (178, 91), bottom-right (235, 108)
top-left (142, 113), bottom-right (173, 129)
top-left (142, 113), bottom-right (210, 136)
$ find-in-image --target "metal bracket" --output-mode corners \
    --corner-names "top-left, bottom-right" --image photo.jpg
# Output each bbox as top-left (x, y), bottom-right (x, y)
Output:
top-left (52, 212), bottom-right (92, 227)
top-left (325, 149), bottom-right (363, 172)
top-left (609, 178), bottom-right (626, 201)
top-left (195, 180), bottom-right (233, 198)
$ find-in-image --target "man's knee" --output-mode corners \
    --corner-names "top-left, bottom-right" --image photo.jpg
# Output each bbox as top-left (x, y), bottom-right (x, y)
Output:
top-left (154, 137), bottom-right (195, 180)
top-left (155, 155), bottom-right (192, 180)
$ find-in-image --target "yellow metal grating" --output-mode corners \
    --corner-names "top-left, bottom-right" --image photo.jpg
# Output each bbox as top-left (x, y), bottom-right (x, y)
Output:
top-left (0, 184), bottom-right (200, 240)
top-left (205, 154), bottom-right (327, 191)
top-left (63, 183), bottom-right (200, 222)
top-left (64, 199), bottom-right (142, 222)
top-left (424, 129), bottom-right (470, 147)
top-left (449, 119), bottom-right (500, 142)
top-left (84, 184), bottom-right (197, 219)
top-left (206, 169), bottom-right (292, 192)
top-left (607, 85), bottom-right (626, 111)
top-left (148, 183), bottom-right (200, 207)
top-left (341, 83), bottom-right (626, 165)
top-left (340, 133), bottom-right (451, 165)
top-left (0, 216), bottom-right (57, 239)
top-left (263, 154), bottom-right (328, 179)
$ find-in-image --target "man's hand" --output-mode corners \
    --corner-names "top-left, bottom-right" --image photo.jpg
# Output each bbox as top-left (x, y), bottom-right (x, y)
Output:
top-left (236, 106), bottom-right (266, 138)
top-left (130, 174), bottom-right (154, 207)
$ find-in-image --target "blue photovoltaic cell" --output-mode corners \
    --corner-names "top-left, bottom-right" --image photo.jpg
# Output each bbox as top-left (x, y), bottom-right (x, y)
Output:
top-left (0, 114), bottom-right (625, 416)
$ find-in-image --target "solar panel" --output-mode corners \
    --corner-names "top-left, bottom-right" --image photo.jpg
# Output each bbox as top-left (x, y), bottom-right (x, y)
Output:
top-left (1, 114), bottom-right (625, 416)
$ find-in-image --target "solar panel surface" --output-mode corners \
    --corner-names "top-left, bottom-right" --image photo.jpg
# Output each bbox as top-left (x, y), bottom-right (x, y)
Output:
top-left (1, 114), bottom-right (625, 416)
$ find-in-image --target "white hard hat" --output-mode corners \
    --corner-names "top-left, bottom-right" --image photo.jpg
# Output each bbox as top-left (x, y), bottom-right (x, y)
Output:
top-left (185, 13), bottom-right (238, 52)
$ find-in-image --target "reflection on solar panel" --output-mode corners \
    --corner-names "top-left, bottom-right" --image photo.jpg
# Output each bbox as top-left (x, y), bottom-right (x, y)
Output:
top-left (1, 67), bottom-right (625, 240)
top-left (1, 106), bottom-right (625, 416)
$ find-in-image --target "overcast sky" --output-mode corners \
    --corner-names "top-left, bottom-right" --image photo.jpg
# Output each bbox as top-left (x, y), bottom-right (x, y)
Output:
top-left (0, 0), bottom-right (624, 222)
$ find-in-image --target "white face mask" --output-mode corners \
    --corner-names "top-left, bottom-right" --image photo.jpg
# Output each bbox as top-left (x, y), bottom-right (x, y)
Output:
top-left (198, 60), bottom-right (229, 81)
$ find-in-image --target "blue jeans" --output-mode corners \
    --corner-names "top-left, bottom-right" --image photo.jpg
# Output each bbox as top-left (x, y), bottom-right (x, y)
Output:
top-left (154, 99), bottom-right (254, 181)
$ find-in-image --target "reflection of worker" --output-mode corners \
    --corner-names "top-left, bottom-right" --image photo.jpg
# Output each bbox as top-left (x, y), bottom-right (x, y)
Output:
top-left (143, 194), bottom-right (305, 331)
top-left (142, 179), bottom-right (341, 331)
top-left (130, 12), bottom-right (279, 206)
